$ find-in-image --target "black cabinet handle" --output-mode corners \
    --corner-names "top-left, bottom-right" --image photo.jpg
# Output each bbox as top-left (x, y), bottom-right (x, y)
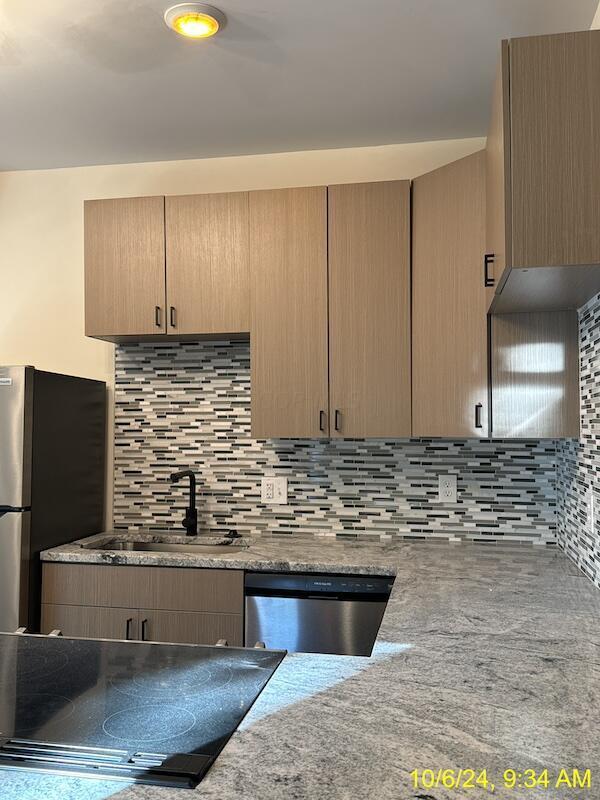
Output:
top-left (155, 306), bottom-right (162, 328)
top-left (141, 618), bottom-right (148, 641)
top-left (484, 253), bottom-right (495, 288)
top-left (125, 618), bottom-right (133, 640)
top-left (334, 410), bottom-right (341, 432)
top-left (169, 306), bottom-right (176, 328)
top-left (475, 403), bottom-right (483, 429)
top-left (319, 410), bottom-right (326, 432)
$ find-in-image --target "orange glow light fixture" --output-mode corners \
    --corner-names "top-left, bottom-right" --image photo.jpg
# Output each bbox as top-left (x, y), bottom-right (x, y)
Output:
top-left (164, 3), bottom-right (226, 39)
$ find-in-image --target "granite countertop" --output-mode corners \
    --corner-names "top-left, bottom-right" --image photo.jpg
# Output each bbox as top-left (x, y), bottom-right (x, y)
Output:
top-left (5, 534), bottom-right (600, 799)
top-left (40, 530), bottom-right (399, 575)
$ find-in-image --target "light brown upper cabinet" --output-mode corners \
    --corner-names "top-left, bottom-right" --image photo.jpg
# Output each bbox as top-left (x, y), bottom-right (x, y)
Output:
top-left (412, 152), bottom-right (488, 437)
top-left (249, 187), bottom-right (329, 438)
top-left (328, 181), bottom-right (411, 438)
top-left (250, 182), bottom-right (411, 439)
top-left (165, 192), bottom-right (250, 335)
top-left (491, 311), bottom-right (579, 438)
top-left (487, 30), bottom-right (600, 313)
top-left (85, 196), bottom-right (167, 339)
top-left (85, 193), bottom-right (250, 341)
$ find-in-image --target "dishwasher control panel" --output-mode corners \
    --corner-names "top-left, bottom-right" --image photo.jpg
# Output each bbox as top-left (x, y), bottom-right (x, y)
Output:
top-left (245, 572), bottom-right (394, 596)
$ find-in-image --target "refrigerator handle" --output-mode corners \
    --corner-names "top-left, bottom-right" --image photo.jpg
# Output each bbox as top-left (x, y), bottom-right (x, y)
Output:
top-left (0, 506), bottom-right (31, 516)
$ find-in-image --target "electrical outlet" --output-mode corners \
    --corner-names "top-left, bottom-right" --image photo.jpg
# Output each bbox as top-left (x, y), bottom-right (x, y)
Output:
top-left (438, 474), bottom-right (457, 503)
top-left (261, 477), bottom-right (288, 505)
top-left (587, 488), bottom-right (595, 533)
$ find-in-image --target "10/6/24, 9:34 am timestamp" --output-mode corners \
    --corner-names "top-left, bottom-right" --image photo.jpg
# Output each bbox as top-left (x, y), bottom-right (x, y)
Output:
top-left (410, 768), bottom-right (592, 793)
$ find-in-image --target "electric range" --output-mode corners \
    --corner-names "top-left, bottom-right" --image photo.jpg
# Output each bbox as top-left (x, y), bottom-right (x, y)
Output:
top-left (0, 632), bottom-right (285, 788)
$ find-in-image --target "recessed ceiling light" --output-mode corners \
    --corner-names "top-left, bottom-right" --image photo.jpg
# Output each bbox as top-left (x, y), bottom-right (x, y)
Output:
top-left (164, 3), bottom-right (226, 39)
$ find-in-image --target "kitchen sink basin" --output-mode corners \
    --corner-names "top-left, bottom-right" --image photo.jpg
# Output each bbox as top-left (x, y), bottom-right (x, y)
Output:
top-left (91, 539), bottom-right (248, 555)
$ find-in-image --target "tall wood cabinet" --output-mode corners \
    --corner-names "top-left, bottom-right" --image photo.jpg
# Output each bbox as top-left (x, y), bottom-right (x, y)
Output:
top-left (487, 29), bottom-right (600, 312)
top-left (249, 182), bottom-right (411, 439)
top-left (249, 187), bottom-right (329, 438)
top-left (328, 182), bottom-right (411, 438)
top-left (85, 193), bottom-right (250, 341)
top-left (412, 151), bottom-right (488, 437)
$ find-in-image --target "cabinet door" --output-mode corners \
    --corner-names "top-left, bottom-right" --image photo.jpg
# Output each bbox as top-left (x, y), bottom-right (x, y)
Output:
top-left (489, 31), bottom-right (600, 312)
top-left (249, 187), bottom-right (329, 438)
top-left (41, 604), bottom-right (138, 641)
top-left (42, 563), bottom-right (244, 614)
top-left (491, 311), bottom-right (579, 438)
top-left (165, 193), bottom-right (250, 335)
top-left (486, 41), bottom-right (511, 308)
top-left (510, 30), bottom-right (600, 271)
top-left (412, 152), bottom-right (488, 437)
top-left (84, 196), bottom-right (166, 338)
top-left (328, 181), bottom-right (411, 438)
top-left (139, 609), bottom-right (243, 647)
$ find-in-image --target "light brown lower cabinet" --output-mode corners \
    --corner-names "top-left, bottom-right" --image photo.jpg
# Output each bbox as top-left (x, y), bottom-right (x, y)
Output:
top-left (41, 604), bottom-right (138, 641)
top-left (138, 609), bottom-right (242, 646)
top-left (41, 563), bottom-right (244, 647)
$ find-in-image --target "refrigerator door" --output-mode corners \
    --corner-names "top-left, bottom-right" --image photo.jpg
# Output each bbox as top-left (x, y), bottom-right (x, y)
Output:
top-left (0, 510), bottom-right (30, 632)
top-left (0, 366), bottom-right (33, 509)
top-left (0, 367), bottom-right (33, 632)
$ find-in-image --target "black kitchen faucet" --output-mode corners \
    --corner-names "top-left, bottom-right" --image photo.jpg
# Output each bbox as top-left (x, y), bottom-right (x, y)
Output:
top-left (169, 470), bottom-right (198, 536)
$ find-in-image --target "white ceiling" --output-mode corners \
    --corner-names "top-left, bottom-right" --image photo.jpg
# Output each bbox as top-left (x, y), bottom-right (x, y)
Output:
top-left (0, 0), bottom-right (598, 171)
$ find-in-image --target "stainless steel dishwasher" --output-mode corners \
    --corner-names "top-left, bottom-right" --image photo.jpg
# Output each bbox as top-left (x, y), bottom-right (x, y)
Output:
top-left (244, 572), bottom-right (394, 656)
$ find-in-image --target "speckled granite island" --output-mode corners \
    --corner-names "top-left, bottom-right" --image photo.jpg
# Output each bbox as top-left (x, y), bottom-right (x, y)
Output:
top-left (3, 534), bottom-right (600, 800)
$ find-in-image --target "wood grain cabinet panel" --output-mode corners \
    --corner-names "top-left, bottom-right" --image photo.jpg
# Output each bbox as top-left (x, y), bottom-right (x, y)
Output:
top-left (42, 563), bottom-right (243, 614)
top-left (328, 181), bottom-right (411, 437)
top-left (149, 567), bottom-right (243, 614)
top-left (165, 192), bottom-right (250, 335)
top-left (488, 30), bottom-right (600, 312)
top-left (412, 152), bottom-right (488, 437)
top-left (510, 31), bottom-right (600, 270)
top-left (491, 311), bottom-right (580, 438)
top-left (485, 40), bottom-right (511, 311)
top-left (84, 196), bottom-right (166, 338)
top-left (249, 187), bottom-right (329, 438)
top-left (41, 604), bottom-right (138, 641)
top-left (139, 609), bottom-right (243, 647)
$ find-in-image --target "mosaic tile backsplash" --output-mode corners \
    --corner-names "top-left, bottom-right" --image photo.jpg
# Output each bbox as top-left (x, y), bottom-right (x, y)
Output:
top-left (557, 292), bottom-right (600, 586)
top-left (113, 341), bottom-right (557, 544)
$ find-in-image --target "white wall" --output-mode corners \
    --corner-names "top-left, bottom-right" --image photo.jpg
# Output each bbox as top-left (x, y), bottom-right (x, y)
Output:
top-left (0, 136), bottom-right (484, 523)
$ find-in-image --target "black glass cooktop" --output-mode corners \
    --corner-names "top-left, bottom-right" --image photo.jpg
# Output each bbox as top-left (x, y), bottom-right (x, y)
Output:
top-left (0, 633), bottom-right (284, 788)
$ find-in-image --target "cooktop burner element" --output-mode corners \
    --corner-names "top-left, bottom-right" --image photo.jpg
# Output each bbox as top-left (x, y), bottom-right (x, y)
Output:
top-left (102, 704), bottom-right (197, 743)
top-left (0, 633), bottom-right (285, 788)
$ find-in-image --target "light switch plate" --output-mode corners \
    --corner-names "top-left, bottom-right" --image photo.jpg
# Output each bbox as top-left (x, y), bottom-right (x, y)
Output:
top-left (261, 477), bottom-right (288, 505)
top-left (438, 474), bottom-right (457, 503)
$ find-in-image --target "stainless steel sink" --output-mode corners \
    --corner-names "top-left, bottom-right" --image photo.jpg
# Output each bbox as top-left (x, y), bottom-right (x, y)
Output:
top-left (93, 539), bottom-right (248, 555)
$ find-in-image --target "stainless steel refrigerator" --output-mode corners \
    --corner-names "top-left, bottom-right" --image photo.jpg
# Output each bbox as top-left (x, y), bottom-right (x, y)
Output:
top-left (0, 367), bottom-right (106, 633)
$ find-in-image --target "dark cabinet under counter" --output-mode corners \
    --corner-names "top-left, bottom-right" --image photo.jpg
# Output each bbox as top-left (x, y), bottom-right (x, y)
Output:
top-left (41, 563), bottom-right (244, 646)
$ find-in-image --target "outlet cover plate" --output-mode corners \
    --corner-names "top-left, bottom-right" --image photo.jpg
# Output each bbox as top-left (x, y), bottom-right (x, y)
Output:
top-left (261, 477), bottom-right (288, 505)
top-left (438, 474), bottom-right (457, 503)
top-left (588, 488), bottom-right (595, 533)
